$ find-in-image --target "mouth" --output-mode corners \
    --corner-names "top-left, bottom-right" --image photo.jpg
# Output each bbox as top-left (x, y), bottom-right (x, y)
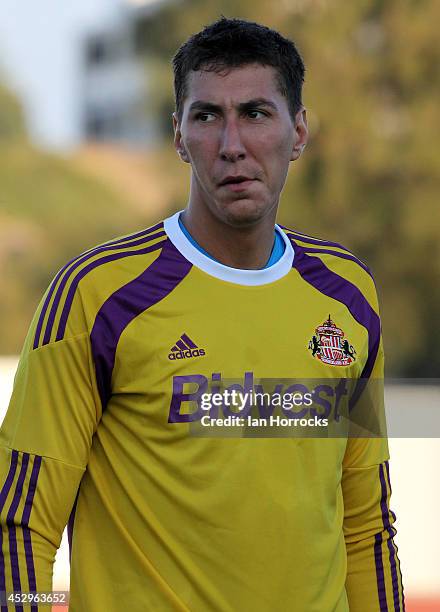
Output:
top-left (218, 176), bottom-right (257, 191)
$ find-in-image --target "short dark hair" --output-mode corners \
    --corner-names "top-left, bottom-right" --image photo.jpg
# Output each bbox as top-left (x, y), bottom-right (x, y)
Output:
top-left (172, 17), bottom-right (305, 122)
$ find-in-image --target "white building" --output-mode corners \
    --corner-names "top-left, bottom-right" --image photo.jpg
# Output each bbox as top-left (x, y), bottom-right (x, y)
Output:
top-left (0, 0), bottom-right (165, 151)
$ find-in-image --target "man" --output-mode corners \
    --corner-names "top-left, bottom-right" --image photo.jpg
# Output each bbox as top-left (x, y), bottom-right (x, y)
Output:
top-left (0, 17), bottom-right (404, 611)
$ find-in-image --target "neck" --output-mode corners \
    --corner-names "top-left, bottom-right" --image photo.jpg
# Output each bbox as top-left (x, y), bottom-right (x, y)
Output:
top-left (181, 201), bottom-right (278, 270)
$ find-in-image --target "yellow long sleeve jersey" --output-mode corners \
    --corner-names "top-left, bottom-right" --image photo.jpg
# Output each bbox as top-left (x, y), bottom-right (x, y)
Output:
top-left (0, 211), bottom-right (404, 611)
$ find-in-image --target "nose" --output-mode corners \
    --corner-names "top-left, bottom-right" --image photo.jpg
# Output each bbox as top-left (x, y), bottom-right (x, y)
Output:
top-left (219, 118), bottom-right (246, 162)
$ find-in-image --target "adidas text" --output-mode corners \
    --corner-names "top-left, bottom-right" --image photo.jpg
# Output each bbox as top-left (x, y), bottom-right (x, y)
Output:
top-left (168, 348), bottom-right (206, 360)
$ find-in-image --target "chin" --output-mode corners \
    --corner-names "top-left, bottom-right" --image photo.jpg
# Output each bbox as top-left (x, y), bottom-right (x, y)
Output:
top-left (217, 199), bottom-right (269, 228)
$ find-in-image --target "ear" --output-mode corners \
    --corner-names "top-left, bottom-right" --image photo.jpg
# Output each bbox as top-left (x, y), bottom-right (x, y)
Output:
top-left (290, 107), bottom-right (308, 162)
top-left (173, 112), bottom-right (190, 163)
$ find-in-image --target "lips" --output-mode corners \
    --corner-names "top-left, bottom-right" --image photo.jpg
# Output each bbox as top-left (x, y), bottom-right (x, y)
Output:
top-left (219, 175), bottom-right (255, 186)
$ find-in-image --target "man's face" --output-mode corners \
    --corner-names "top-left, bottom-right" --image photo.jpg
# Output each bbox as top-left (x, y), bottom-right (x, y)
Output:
top-left (173, 63), bottom-right (308, 227)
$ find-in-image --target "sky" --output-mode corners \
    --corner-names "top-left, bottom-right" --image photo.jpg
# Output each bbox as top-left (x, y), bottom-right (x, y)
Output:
top-left (0, 0), bottom-right (153, 149)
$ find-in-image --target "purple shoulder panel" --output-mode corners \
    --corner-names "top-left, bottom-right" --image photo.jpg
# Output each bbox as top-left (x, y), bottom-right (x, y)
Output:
top-left (299, 246), bottom-right (372, 277)
top-left (291, 238), bottom-right (381, 383)
top-left (90, 239), bottom-right (192, 410)
top-left (279, 225), bottom-right (351, 252)
top-left (33, 222), bottom-right (164, 349)
top-left (54, 237), bottom-right (166, 342)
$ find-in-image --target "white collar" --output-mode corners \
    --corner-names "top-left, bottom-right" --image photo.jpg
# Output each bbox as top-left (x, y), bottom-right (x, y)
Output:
top-left (163, 210), bottom-right (294, 286)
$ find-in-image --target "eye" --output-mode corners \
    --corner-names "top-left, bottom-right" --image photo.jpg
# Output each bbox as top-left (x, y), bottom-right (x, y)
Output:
top-left (247, 110), bottom-right (268, 119)
top-left (194, 112), bottom-right (216, 122)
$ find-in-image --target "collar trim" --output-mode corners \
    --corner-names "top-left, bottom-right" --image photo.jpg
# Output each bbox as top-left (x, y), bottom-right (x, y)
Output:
top-left (163, 211), bottom-right (294, 286)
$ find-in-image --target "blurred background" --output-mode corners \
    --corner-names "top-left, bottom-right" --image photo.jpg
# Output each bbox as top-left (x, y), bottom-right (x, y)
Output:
top-left (0, 0), bottom-right (439, 609)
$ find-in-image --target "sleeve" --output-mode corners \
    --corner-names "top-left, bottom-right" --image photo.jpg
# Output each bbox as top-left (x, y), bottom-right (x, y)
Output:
top-left (342, 329), bottom-right (405, 611)
top-left (0, 285), bottom-right (101, 608)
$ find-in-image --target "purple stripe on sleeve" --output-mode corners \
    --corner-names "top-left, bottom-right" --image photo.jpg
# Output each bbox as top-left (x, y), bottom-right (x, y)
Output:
top-left (0, 451), bottom-right (18, 510)
top-left (384, 461), bottom-right (397, 523)
top-left (21, 455), bottom-right (42, 604)
top-left (181, 334), bottom-right (197, 349)
top-left (42, 230), bottom-right (166, 346)
top-left (20, 456), bottom-right (41, 528)
top-left (385, 461), bottom-right (405, 610)
top-left (90, 238), bottom-right (192, 409)
top-left (300, 247), bottom-right (372, 277)
top-left (380, 463), bottom-right (402, 611)
top-left (53, 238), bottom-right (167, 343)
top-left (33, 222), bottom-right (164, 349)
top-left (98, 221), bottom-right (163, 249)
top-left (280, 227), bottom-right (352, 252)
top-left (0, 450), bottom-right (19, 612)
top-left (291, 240), bottom-right (380, 380)
top-left (6, 452), bottom-right (30, 610)
top-left (374, 532), bottom-right (389, 612)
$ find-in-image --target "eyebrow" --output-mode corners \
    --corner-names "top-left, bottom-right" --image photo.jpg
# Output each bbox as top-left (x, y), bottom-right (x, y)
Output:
top-left (188, 98), bottom-right (278, 113)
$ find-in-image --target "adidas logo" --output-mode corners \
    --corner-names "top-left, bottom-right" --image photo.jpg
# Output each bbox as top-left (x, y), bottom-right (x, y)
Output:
top-left (168, 333), bottom-right (206, 360)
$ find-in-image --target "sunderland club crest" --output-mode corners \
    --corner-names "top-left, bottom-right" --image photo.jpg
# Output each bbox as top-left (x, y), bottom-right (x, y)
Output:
top-left (308, 315), bottom-right (356, 366)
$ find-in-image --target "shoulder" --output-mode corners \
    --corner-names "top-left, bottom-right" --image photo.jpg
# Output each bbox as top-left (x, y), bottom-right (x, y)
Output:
top-left (29, 220), bottom-right (168, 349)
top-left (279, 224), bottom-right (380, 315)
